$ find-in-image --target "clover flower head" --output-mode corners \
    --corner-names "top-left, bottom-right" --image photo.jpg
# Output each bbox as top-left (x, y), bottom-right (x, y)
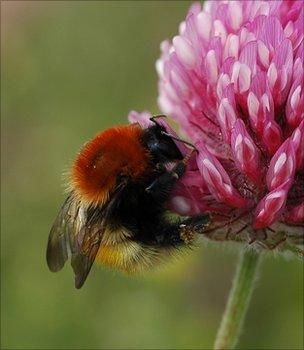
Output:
top-left (130, 0), bottom-right (304, 251)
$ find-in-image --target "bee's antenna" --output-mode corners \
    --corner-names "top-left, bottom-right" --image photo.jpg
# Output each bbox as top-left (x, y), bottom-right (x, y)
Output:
top-left (150, 115), bottom-right (167, 124)
top-left (160, 131), bottom-right (198, 152)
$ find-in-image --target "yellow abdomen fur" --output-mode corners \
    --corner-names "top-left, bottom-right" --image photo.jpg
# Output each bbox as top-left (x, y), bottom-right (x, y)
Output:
top-left (95, 228), bottom-right (176, 273)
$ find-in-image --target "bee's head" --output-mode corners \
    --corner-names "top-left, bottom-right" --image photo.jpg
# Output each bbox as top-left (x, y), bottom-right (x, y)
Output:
top-left (142, 123), bottom-right (183, 163)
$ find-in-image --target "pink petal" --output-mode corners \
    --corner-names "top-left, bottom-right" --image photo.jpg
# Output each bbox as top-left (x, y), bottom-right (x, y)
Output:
top-left (267, 63), bottom-right (278, 90)
top-left (257, 16), bottom-right (285, 51)
top-left (128, 110), bottom-right (153, 128)
top-left (239, 41), bottom-right (257, 75)
top-left (217, 98), bottom-right (237, 142)
top-left (284, 203), bottom-right (304, 224)
top-left (262, 120), bottom-right (282, 155)
top-left (266, 139), bottom-right (296, 191)
top-left (257, 40), bottom-right (270, 68)
top-left (205, 49), bottom-right (219, 84)
top-left (231, 61), bottom-right (251, 93)
top-left (196, 142), bottom-right (248, 208)
top-left (247, 91), bottom-right (260, 125)
top-left (228, 1), bottom-right (243, 31)
top-left (291, 120), bottom-right (304, 170)
top-left (196, 11), bottom-right (212, 41)
top-left (223, 34), bottom-right (239, 60)
top-left (216, 73), bottom-right (231, 99)
top-left (170, 195), bottom-right (192, 216)
top-left (286, 60), bottom-right (304, 128)
top-left (213, 19), bottom-right (227, 45)
top-left (169, 169), bottom-right (210, 216)
top-left (254, 183), bottom-right (289, 229)
top-left (231, 119), bottom-right (261, 184)
top-left (173, 36), bottom-right (197, 68)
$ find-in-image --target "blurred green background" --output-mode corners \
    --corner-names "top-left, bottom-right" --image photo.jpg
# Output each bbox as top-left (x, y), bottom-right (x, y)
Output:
top-left (1, 1), bottom-right (303, 349)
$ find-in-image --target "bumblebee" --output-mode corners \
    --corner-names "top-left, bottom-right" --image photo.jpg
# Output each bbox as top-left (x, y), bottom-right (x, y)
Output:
top-left (46, 116), bottom-right (210, 288)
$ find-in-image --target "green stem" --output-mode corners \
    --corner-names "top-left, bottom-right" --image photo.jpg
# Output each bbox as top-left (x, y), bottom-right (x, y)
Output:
top-left (214, 249), bottom-right (260, 350)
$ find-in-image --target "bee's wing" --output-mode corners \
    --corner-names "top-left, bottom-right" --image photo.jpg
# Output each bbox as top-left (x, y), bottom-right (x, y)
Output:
top-left (46, 195), bottom-right (81, 272)
top-left (46, 194), bottom-right (100, 288)
top-left (47, 184), bottom-right (126, 289)
top-left (71, 223), bottom-right (104, 289)
top-left (72, 183), bottom-right (126, 288)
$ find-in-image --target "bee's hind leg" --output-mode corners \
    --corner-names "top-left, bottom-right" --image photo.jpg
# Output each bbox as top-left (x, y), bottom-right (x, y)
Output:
top-left (179, 215), bottom-right (211, 244)
top-left (155, 214), bottom-right (211, 246)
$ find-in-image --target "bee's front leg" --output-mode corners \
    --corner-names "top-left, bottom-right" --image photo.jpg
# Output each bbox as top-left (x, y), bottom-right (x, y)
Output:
top-left (145, 148), bottom-right (196, 203)
top-left (145, 160), bottom-right (187, 202)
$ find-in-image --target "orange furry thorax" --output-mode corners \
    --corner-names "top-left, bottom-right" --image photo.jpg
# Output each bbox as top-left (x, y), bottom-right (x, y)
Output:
top-left (71, 124), bottom-right (150, 205)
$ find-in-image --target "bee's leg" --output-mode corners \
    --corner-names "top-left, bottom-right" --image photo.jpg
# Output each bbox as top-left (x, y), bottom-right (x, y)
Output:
top-left (155, 215), bottom-right (211, 246)
top-left (179, 215), bottom-right (211, 244)
top-left (146, 150), bottom-right (195, 202)
top-left (145, 160), bottom-right (187, 202)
